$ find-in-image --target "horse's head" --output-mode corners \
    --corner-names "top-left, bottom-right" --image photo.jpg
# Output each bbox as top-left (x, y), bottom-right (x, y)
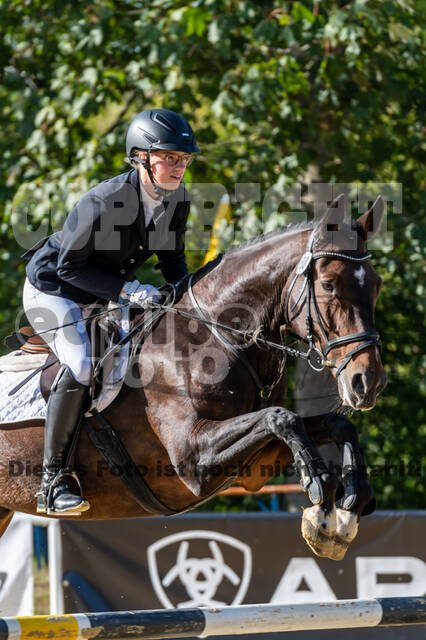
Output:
top-left (286, 194), bottom-right (387, 410)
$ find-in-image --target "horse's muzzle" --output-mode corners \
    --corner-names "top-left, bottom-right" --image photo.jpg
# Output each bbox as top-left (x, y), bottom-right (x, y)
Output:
top-left (338, 364), bottom-right (387, 411)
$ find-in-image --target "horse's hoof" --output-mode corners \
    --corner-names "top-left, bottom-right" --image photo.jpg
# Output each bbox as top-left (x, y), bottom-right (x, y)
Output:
top-left (301, 505), bottom-right (337, 559)
top-left (331, 508), bottom-right (359, 560)
top-left (328, 538), bottom-right (349, 561)
top-left (336, 508), bottom-right (359, 539)
top-left (301, 506), bottom-right (359, 561)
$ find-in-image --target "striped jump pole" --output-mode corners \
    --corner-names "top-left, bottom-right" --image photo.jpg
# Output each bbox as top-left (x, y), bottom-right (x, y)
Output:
top-left (0, 597), bottom-right (425, 639)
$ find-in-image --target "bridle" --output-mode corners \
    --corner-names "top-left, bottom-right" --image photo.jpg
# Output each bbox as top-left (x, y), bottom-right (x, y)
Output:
top-left (186, 225), bottom-right (381, 399)
top-left (283, 227), bottom-right (381, 377)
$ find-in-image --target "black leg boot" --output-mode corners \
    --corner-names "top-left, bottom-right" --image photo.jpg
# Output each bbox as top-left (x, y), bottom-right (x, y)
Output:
top-left (37, 365), bottom-right (90, 515)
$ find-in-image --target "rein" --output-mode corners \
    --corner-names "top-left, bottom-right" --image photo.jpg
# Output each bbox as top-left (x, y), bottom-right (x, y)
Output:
top-left (13, 229), bottom-right (381, 401)
top-left (166, 226), bottom-right (381, 397)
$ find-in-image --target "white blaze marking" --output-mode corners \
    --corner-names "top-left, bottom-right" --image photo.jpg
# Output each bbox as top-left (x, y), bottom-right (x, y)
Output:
top-left (354, 266), bottom-right (366, 287)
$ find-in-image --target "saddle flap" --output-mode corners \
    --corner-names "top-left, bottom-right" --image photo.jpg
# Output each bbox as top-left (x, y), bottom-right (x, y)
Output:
top-left (5, 303), bottom-right (138, 416)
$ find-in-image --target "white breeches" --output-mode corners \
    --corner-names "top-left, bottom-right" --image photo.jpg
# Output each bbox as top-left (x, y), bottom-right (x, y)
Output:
top-left (23, 278), bottom-right (92, 386)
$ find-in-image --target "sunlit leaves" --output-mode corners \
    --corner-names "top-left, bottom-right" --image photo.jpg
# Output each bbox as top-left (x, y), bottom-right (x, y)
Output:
top-left (0, 0), bottom-right (424, 507)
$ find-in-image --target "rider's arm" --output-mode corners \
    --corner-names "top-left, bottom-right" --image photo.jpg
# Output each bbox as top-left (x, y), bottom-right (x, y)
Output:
top-left (57, 194), bottom-right (126, 301)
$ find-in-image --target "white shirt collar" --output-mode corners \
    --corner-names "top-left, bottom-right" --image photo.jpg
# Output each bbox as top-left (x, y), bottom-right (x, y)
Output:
top-left (139, 176), bottom-right (163, 225)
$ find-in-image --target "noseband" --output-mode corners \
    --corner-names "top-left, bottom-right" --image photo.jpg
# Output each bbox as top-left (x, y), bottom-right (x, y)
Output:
top-left (283, 228), bottom-right (381, 377)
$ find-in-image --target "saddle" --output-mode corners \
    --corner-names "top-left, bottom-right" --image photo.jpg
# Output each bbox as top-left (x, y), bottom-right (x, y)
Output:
top-left (4, 302), bottom-right (133, 403)
top-left (3, 278), bottom-right (189, 406)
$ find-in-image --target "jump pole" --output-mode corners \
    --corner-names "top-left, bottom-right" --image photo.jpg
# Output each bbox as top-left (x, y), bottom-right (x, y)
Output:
top-left (0, 597), bottom-right (425, 639)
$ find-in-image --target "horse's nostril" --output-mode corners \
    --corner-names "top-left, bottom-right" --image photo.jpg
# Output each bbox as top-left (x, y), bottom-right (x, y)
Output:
top-left (352, 372), bottom-right (365, 396)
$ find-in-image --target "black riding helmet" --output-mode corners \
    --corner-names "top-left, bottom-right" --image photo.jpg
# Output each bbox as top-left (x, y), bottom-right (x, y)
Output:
top-left (126, 109), bottom-right (200, 197)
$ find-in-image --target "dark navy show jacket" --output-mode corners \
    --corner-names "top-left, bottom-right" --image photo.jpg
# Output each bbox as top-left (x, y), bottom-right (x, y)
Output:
top-left (24, 169), bottom-right (190, 305)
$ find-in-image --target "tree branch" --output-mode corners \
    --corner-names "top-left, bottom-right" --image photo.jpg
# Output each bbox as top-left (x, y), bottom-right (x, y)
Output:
top-left (103, 90), bottom-right (136, 136)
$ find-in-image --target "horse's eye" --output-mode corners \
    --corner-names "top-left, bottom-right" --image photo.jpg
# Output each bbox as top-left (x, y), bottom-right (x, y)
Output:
top-left (321, 281), bottom-right (334, 292)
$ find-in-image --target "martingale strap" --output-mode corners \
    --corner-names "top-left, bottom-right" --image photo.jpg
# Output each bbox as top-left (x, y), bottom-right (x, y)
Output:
top-left (188, 274), bottom-right (265, 392)
top-left (84, 409), bottom-right (177, 516)
top-left (187, 274), bottom-right (287, 401)
top-left (84, 408), bottom-right (236, 516)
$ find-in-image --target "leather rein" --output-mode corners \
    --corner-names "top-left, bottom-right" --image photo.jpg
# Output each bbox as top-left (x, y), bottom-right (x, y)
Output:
top-left (14, 230), bottom-right (380, 402)
top-left (179, 226), bottom-right (381, 399)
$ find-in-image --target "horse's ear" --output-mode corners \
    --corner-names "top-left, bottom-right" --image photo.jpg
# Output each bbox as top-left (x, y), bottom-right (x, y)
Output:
top-left (322, 193), bottom-right (346, 230)
top-left (315, 193), bottom-right (346, 244)
top-left (353, 195), bottom-right (384, 241)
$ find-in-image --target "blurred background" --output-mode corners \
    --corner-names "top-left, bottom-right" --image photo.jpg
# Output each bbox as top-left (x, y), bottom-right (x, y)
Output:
top-left (0, 0), bottom-right (424, 514)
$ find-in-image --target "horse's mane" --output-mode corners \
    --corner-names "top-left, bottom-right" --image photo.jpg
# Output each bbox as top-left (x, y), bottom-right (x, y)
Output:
top-left (192, 217), bottom-right (360, 283)
top-left (224, 220), bottom-right (316, 257)
top-left (193, 220), bottom-right (317, 281)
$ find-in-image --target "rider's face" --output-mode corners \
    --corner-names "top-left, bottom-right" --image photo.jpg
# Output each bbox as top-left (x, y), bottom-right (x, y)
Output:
top-left (138, 150), bottom-right (191, 195)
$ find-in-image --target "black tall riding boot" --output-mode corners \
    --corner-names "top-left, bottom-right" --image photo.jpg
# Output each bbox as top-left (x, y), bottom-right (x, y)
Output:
top-left (37, 365), bottom-right (91, 515)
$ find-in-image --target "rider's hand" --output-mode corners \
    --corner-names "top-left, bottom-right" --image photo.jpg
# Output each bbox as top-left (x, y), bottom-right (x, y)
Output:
top-left (119, 280), bottom-right (162, 308)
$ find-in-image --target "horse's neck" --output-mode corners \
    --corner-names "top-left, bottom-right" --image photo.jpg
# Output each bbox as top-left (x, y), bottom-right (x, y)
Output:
top-left (190, 229), bottom-right (309, 337)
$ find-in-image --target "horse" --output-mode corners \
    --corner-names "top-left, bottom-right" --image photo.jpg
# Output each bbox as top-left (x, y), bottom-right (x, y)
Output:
top-left (0, 194), bottom-right (386, 561)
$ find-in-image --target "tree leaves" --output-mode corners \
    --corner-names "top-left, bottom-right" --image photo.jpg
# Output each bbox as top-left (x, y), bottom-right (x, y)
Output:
top-left (0, 0), bottom-right (424, 507)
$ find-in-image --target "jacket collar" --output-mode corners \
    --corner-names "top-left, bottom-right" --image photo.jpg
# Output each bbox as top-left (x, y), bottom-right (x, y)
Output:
top-left (128, 169), bottom-right (147, 246)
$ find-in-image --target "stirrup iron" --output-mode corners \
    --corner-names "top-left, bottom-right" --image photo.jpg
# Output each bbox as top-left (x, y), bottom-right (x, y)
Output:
top-left (36, 468), bottom-right (88, 516)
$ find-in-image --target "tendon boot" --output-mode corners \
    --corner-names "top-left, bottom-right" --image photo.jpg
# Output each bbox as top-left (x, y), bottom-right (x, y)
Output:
top-left (36, 365), bottom-right (90, 515)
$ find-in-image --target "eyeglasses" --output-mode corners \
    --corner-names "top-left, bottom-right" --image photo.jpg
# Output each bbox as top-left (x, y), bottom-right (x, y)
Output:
top-left (154, 152), bottom-right (194, 168)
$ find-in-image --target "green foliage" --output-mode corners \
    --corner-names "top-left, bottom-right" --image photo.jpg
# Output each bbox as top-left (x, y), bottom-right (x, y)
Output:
top-left (0, 0), bottom-right (424, 508)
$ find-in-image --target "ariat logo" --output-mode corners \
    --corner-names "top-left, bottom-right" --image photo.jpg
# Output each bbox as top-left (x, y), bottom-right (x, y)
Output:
top-left (147, 530), bottom-right (252, 608)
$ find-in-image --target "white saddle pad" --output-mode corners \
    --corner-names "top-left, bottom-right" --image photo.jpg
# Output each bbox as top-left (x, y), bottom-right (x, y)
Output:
top-left (0, 356), bottom-right (129, 425)
top-left (0, 369), bottom-right (46, 424)
top-left (0, 350), bottom-right (48, 372)
top-left (0, 307), bottom-right (132, 425)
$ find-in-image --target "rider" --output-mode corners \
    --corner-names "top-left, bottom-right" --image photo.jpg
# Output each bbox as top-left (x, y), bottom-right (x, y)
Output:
top-left (22, 108), bottom-right (200, 515)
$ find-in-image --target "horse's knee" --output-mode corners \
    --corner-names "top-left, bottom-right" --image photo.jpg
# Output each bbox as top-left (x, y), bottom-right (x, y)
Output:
top-left (266, 407), bottom-right (301, 437)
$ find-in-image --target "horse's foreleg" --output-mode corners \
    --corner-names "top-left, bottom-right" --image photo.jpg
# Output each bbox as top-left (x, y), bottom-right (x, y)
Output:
top-left (304, 412), bottom-right (375, 560)
top-left (182, 407), bottom-right (342, 558)
top-left (264, 410), bottom-right (345, 562)
top-left (187, 407), bottom-right (338, 500)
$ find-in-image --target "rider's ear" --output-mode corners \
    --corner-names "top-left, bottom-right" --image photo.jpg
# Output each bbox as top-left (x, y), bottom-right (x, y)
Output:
top-left (353, 195), bottom-right (384, 241)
